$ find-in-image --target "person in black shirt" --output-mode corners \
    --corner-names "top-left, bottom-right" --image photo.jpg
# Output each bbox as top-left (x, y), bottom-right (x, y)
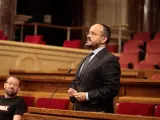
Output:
top-left (0, 76), bottom-right (27, 120)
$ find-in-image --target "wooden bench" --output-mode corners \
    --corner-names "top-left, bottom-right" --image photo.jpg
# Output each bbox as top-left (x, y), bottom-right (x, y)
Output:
top-left (22, 107), bottom-right (160, 120)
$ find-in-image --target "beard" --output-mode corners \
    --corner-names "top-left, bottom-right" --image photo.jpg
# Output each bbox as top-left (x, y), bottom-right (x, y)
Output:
top-left (85, 41), bottom-right (92, 49)
top-left (85, 39), bottom-right (100, 50)
top-left (5, 90), bottom-right (17, 97)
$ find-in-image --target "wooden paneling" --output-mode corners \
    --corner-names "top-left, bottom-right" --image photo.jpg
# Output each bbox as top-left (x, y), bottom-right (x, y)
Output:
top-left (0, 40), bottom-right (120, 75)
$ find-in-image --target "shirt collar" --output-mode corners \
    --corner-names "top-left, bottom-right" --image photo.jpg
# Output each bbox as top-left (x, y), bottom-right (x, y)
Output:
top-left (92, 47), bottom-right (105, 55)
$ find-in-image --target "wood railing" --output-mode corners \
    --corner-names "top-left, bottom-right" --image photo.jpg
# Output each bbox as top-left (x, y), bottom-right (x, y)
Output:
top-left (14, 22), bottom-right (133, 52)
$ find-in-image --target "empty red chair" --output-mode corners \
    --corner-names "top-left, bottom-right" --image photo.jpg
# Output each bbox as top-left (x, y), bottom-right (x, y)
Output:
top-left (0, 30), bottom-right (3, 37)
top-left (134, 54), bottom-right (160, 69)
top-left (116, 102), bottom-right (155, 116)
top-left (152, 74), bottom-right (160, 80)
top-left (119, 53), bottom-right (139, 69)
top-left (106, 43), bottom-right (118, 53)
top-left (154, 32), bottom-right (160, 40)
top-left (22, 96), bottom-right (35, 107)
top-left (123, 46), bottom-right (143, 53)
top-left (123, 40), bottom-right (144, 53)
top-left (71, 40), bottom-right (81, 48)
top-left (126, 39), bottom-right (144, 45)
top-left (133, 32), bottom-right (151, 42)
top-left (63, 40), bottom-right (72, 48)
top-left (134, 62), bottom-right (155, 70)
top-left (146, 41), bottom-right (160, 53)
top-left (24, 35), bottom-right (45, 44)
top-left (63, 40), bottom-right (81, 48)
top-left (154, 105), bottom-right (160, 117)
top-left (1, 36), bottom-right (8, 40)
top-left (145, 54), bottom-right (160, 65)
top-left (35, 98), bottom-right (69, 110)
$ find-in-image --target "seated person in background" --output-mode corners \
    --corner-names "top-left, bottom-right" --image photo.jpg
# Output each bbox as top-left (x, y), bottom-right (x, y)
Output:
top-left (0, 76), bottom-right (27, 120)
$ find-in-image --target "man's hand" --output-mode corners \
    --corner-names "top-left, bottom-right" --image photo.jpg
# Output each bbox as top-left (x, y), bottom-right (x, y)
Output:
top-left (73, 92), bottom-right (86, 102)
top-left (13, 115), bottom-right (22, 120)
top-left (68, 88), bottom-right (77, 97)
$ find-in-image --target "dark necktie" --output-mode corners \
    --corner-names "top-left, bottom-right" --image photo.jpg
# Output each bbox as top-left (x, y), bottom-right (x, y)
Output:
top-left (80, 52), bottom-right (94, 75)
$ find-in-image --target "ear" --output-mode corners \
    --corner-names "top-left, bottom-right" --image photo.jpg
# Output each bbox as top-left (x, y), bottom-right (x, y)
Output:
top-left (18, 86), bottom-right (21, 91)
top-left (101, 36), bottom-right (108, 44)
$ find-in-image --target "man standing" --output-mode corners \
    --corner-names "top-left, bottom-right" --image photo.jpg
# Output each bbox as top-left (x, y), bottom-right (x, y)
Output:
top-left (0, 76), bottom-right (27, 120)
top-left (68, 24), bottom-right (120, 113)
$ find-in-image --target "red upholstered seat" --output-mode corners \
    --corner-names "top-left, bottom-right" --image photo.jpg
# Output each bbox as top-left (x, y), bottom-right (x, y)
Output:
top-left (63, 40), bottom-right (81, 48)
top-left (35, 98), bottom-right (69, 110)
top-left (63, 40), bottom-right (72, 48)
top-left (152, 74), bottom-right (160, 80)
top-left (116, 102), bottom-right (155, 116)
top-left (22, 96), bottom-right (35, 107)
top-left (71, 40), bottom-right (81, 48)
top-left (133, 32), bottom-right (151, 42)
top-left (119, 53), bottom-right (139, 69)
top-left (154, 32), bottom-right (160, 40)
top-left (154, 105), bottom-right (160, 117)
top-left (1, 36), bottom-right (8, 40)
top-left (146, 41), bottom-right (160, 53)
top-left (0, 30), bottom-right (3, 37)
top-left (123, 40), bottom-right (144, 53)
top-left (24, 35), bottom-right (45, 44)
top-left (134, 62), bottom-right (155, 70)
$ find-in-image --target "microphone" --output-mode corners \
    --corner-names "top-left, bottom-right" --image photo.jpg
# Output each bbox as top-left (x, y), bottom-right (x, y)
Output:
top-left (47, 68), bottom-right (72, 106)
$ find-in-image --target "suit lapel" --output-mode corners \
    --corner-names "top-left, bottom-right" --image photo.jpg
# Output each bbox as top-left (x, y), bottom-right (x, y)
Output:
top-left (78, 48), bottom-right (108, 85)
top-left (76, 56), bottom-right (87, 77)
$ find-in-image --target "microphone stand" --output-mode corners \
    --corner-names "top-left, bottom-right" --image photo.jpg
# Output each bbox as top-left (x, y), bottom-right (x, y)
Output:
top-left (46, 69), bottom-right (72, 106)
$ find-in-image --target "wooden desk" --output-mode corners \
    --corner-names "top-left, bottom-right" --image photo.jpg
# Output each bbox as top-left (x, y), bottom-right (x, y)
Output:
top-left (122, 69), bottom-right (160, 79)
top-left (7, 69), bottom-right (160, 97)
top-left (23, 107), bottom-right (160, 120)
top-left (58, 68), bottom-right (145, 79)
top-left (119, 79), bottom-right (160, 97)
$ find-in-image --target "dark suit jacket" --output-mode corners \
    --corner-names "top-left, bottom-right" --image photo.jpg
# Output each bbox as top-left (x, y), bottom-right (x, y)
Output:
top-left (69, 48), bottom-right (120, 113)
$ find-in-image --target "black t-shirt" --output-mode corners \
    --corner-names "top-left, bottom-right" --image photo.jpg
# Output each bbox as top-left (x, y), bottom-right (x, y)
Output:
top-left (0, 96), bottom-right (27, 120)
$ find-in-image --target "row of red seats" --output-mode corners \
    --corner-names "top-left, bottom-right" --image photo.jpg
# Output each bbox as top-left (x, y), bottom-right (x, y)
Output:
top-left (119, 53), bottom-right (160, 70)
top-left (132, 32), bottom-right (160, 42)
top-left (120, 32), bottom-right (160, 69)
top-left (116, 102), bottom-right (160, 117)
top-left (22, 96), bottom-right (69, 110)
top-left (24, 35), bottom-right (82, 49)
top-left (24, 96), bottom-right (160, 117)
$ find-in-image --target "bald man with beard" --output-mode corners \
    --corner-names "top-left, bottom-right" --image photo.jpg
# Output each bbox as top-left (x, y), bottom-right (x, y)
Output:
top-left (68, 24), bottom-right (120, 113)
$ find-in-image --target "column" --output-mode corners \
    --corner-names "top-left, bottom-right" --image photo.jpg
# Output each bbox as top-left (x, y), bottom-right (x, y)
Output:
top-left (143, 0), bottom-right (152, 32)
top-left (83, 0), bottom-right (97, 26)
top-left (82, 0), bottom-right (97, 48)
top-left (0, 0), bottom-right (15, 39)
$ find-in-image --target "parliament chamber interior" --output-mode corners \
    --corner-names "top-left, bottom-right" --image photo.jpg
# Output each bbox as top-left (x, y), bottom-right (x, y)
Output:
top-left (1, 0), bottom-right (160, 120)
